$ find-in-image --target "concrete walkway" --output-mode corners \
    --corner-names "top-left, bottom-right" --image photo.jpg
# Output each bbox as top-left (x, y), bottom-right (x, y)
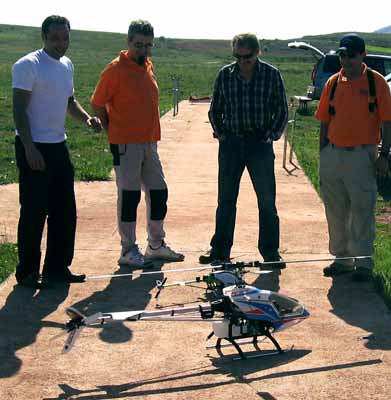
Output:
top-left (0, 101), bottom-right (390, 400)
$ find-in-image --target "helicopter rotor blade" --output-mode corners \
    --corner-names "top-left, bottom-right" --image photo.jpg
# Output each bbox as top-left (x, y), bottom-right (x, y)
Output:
top-left (85, 255), bottom-right (372, 281)
top-left (245, 270), bottom-right (273, 275)
top-left (87, 303), bottom-right (213, 323)
top-left (87, 265), bottom-right (218, 281)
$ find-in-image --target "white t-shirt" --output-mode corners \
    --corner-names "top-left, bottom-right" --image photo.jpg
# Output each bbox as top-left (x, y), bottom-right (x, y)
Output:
top-left (12, 49), bottom-right (74, 143)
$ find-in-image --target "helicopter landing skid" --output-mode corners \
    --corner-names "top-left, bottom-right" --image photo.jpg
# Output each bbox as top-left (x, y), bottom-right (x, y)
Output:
top-left (207, 327), bottom-right (286, 360)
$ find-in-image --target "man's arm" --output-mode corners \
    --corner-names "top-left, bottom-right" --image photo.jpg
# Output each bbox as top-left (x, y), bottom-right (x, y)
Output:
top-left (13, 88), bottom-right (45, 171)
top-left (90, 104), bottom-right (109, 131)
top-left (208, 71), bottom-right (225, 139)
top-left (319, 121), bottom-right (329, 151)
top-left (376, 121), bottom-right (391, 176)
top-left (270, 71), bottom-right (289, 140)
top-left (67, 96), bottom-right (102, 132)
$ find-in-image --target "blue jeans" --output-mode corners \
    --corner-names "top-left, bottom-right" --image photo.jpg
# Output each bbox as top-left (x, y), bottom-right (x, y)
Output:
top-left (210, 135), bottom-right (280, 257)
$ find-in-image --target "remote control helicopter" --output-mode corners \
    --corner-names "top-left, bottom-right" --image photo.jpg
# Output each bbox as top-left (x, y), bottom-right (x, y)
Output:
top-left (64, 261), bottom-right (309, 360)
top-left (63, 256), bottom-right (370, 360)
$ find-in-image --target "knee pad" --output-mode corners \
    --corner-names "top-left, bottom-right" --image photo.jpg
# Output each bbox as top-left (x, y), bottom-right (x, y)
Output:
top-left (150, 189), bottom-right (168, 220)
top-left (121, 190), bottom-right (141, 222)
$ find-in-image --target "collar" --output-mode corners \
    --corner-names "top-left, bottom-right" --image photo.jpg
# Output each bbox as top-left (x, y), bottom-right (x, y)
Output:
top-left (119, 50), bottom-right (152, 71)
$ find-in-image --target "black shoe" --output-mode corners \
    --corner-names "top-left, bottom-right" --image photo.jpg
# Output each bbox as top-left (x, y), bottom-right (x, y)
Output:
top-left (351, 267), bottom-right (372, 282)
top-left (323, 261), bottom-right (354, 277)
top-left (42, 269), bottom-right (86, 284)
top-left (263, 252), bottom-right (286, 269)
top-left (199, 249), bottom-right (230, 265)
top-left (62, 269), bottom-right (86, 283)
top-left (15, 272), bottom-right (40, 288)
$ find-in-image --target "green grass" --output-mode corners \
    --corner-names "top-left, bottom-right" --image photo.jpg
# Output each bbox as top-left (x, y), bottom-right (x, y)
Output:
top-left (374, 224), bottom-right (391, 308)
top-left (366, 45), bottom-right (391, 55)
top-left (0, 25), bottom-right (231, 184)
top-left (292, 111), bottom-right (391, 306)
top-left (0, 243), bottom-right (17, 283)
top-left (3, 25), bottom-right (391, 184)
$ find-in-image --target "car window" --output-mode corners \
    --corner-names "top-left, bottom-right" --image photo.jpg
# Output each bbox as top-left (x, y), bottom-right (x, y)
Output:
top-left (366, 59), bottom-right (385, 75)
top-left (384, 61), bottom-right (391, 76)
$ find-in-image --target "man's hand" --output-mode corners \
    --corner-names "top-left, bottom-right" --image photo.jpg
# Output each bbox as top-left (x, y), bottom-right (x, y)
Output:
top-left (86, 116), bottom-right (102, 133)
top-left (25, 144), bottom-right (45, 171)
top-left (376, 155), bottom-right (390, 177)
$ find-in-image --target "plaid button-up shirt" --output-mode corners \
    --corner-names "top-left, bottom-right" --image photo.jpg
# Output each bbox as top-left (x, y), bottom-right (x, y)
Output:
top-left (208, 59), bottom-right (288, 140)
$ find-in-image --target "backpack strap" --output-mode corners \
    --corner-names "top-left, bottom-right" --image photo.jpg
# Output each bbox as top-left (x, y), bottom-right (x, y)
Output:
top-left (328, 74), bottom-right (339, 116)
top-left (367, 68), bottom-right (377, 112)
top-left (328, 68), bottom-right (377, 116)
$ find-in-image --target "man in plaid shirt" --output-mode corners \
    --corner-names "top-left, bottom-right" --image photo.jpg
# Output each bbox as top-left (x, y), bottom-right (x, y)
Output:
top-left (199, 33), bottom-right (288, 267)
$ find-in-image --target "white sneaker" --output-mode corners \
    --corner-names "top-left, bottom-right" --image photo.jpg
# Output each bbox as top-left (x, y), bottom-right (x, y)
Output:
top-left (145, 242), bottom-right (185, 262)
top-left (118, 245), bottom-right (145, 267)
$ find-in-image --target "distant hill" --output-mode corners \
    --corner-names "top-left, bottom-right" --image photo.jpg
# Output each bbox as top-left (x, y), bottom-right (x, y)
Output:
top-left (375, 26), bottom-right (391, 34)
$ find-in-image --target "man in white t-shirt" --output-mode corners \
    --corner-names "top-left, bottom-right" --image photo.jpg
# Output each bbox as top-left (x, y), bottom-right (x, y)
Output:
top-left (12, 15), bottom-right (101, 288)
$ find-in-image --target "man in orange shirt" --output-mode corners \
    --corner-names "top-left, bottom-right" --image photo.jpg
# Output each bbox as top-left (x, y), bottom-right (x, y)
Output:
top-left (91, 20), bottom-right (184, 267)
top-left (316, 34), bottom-right (391, 281)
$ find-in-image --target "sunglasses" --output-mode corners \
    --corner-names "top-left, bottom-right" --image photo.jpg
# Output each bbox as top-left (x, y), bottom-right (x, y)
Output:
top-left (233, 53), bottom-right (254, 60)
top-left (133, 42), bottom-right (154, 49)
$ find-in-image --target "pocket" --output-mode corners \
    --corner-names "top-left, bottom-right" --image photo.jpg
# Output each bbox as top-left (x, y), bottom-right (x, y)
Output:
top-left (320, 142), bottom-right (330, 154)
top-left (319, 143), bottom-right (332, 175)
top-left (363, 145), bottom-right (377, 165)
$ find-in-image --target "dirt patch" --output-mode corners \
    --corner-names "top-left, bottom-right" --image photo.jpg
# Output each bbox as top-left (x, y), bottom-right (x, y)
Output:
top-left (377, 204), bottom-right (391, 226)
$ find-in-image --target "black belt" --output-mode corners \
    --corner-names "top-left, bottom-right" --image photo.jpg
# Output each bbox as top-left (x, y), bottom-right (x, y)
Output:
top-left (231, 132), bottom-right (271, 143)
top-left (331, 143), bottom-right (366, 151)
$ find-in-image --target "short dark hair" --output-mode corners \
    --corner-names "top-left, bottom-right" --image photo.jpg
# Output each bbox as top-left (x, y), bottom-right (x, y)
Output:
top-left (232, 33), bottom-right (260, 53)
top-left (128, 20), bottom-right (154, 40)
top-left (41, 15), bottom-right (70, 35)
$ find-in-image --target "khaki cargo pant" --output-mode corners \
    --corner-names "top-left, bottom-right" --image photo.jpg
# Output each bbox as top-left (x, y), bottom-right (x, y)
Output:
top-left (110, 142), bottom-right (168, 253)
top-left (319, 143), bottom-right (377, 269)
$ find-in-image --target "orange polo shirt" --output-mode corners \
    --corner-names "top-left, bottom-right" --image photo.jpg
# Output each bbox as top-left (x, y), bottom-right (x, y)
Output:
top-left (91, 51), bottom-right (161, 144)
top-left (315, 64), bottom-right (391, 146)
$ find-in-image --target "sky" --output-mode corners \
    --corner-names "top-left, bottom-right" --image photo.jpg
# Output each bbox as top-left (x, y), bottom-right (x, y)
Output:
top-left (1, 0), bottom-right (390, 40)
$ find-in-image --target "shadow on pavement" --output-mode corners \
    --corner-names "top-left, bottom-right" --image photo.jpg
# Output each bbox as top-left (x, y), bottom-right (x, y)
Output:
top-left (0, 283), bottom-right (70, 378)
top-left (45, 350), bottom-right (382, 399)
top-left (327, 274), bottom-right (391, 350)
top-left (70, 262), bottom-right (164, 344)
top-left (251, 268), bottom-right (280, 292)
top-left (44, 349), bottom-right (313, 399)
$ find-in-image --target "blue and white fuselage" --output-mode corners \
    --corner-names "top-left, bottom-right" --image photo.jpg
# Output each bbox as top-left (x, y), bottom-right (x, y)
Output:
top-left (223, 285), bottom-right (309, 331)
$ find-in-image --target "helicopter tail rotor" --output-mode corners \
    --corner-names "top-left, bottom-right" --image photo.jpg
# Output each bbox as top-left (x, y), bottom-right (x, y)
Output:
top-left (63, 307), bottom-right (103, 353)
